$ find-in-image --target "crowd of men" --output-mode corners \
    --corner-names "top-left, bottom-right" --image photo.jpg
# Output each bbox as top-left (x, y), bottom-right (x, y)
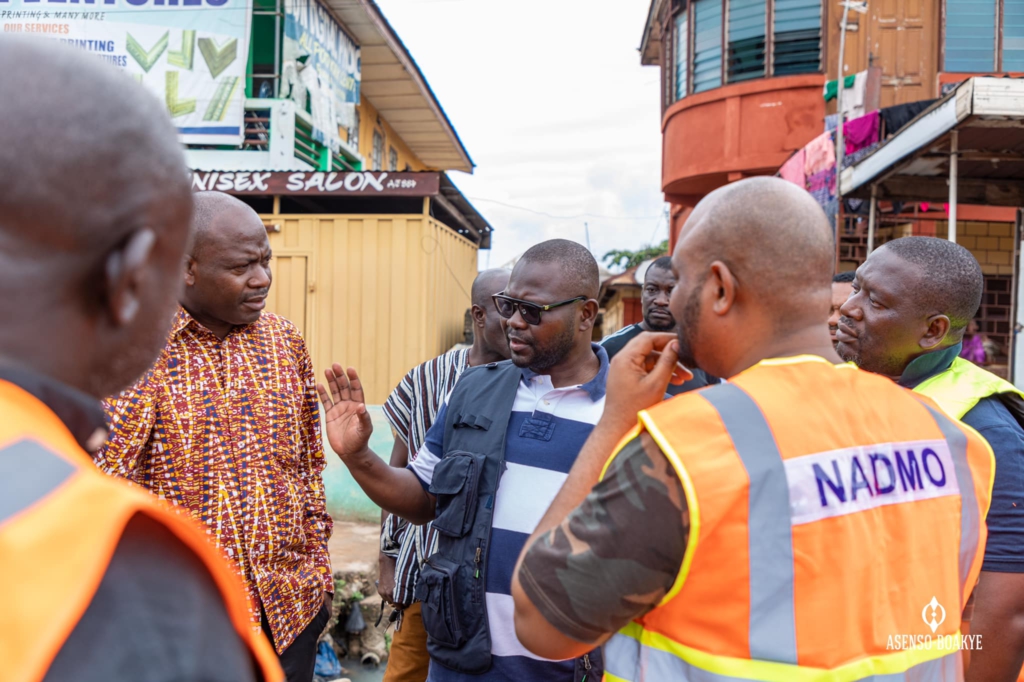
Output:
top-left (5, 35), bottom-right (1024, 682)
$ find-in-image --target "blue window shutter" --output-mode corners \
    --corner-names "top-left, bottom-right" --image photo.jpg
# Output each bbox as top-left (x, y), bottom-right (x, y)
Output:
top-left (945, 0), bottom-right (996, 71)
top-left (694, 0), bottom-right (723, 92)
top-left (772, 0), bottom-right (821, 75)
top-left (728, 0), bottom-right (766, 81)
top-left (675, 12), bottom-right (690, 99)
top-left (1003, 0), bottom-right (1024, 70)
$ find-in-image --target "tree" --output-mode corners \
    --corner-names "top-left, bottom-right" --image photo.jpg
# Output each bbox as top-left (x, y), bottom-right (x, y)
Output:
top-left (602, 240), bottom-right (669, 271)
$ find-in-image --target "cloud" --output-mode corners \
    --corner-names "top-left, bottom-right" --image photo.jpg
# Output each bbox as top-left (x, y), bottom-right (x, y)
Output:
top-left (376, 0), bottom-right (667, 270)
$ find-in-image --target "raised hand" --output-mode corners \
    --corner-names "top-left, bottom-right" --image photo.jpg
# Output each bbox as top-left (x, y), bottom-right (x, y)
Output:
top-left (317, 363), bottom-right (374, 460)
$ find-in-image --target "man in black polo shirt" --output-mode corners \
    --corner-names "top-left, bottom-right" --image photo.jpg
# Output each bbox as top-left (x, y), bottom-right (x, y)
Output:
top-left (600, 256), bottom-right (718, 394)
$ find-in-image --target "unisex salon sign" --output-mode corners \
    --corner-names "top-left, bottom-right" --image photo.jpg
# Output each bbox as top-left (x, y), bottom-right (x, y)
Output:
top-left (189, 171), bottom-right (440, 196)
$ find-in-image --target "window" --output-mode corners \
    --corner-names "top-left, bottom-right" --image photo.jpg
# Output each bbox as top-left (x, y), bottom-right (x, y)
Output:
top-left (1007, 0), bottom-right (1024, 70)
top-left (389, 146), bottom-right (399, 171)
top-left (371, 129), bottom-right (384, 170)
top-left (773, 0), bottom-right (822, 75)
top-left (728, 0), bottom-right (766, 80)
top-left (693, 0), bottom-right (723, 92)
top-left (674, 11), bottom-right (690, 99)
top-left (944, 0), bottom-right (1024, 71)
top-left (946, 0), bottom-right (996, 71)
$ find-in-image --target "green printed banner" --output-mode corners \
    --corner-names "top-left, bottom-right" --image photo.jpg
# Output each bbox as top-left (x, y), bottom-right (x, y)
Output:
top-left (0, 0), bottom-right (252, 145)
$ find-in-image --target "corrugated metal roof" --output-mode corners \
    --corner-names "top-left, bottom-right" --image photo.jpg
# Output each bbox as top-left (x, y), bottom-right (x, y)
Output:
top-left (841, 77), bottom-right (1024, 205)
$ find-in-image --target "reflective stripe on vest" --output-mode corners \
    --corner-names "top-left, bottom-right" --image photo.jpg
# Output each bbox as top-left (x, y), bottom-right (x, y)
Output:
top-left (0, 440), bottom-right (75, 525)
top-left (607, 372), bottom-right (982, 682)
top-left (921, 402), bottom-right (980, 604)
top-left (701, 384), bottom-right (798, 664)
top-left (604, 623), bottom-right (963, 682)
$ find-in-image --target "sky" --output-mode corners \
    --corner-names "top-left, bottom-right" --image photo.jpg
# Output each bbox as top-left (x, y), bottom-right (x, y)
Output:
top-left (376, 0), bottom-right (666, 272)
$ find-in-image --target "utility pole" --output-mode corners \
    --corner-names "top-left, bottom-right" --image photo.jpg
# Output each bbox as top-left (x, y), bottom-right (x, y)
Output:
top-left (835, 0), bottom-right (869, 182)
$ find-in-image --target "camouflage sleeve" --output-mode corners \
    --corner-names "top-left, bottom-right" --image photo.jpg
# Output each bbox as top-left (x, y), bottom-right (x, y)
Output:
top-left (518, 431), bottom-right (690, 644)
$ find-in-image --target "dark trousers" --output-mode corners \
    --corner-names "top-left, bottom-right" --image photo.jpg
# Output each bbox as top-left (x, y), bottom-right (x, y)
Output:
top-left (261, 602), bottom-right (332, 682)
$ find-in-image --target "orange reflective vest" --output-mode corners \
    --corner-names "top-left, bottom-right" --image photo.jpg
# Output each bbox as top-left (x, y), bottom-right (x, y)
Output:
top-left (0, 379), bottom-right (283, 682)
top-left (602, 356), bottom-right (995, 682)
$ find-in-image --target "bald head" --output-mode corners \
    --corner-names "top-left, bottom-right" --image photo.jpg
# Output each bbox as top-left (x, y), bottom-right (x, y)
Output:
top-left (0, 37), bottom-right (190, 261)
top-left (670, 177), bottom-right (838, 377)
top-left (679, 176), bottom-right (834, 315)
top-left (0, 37), bottom-right (194, 398)
top-left (472, 268), bottom-right (511, 308)
top-left (190, 192), bottom-right (263, 259)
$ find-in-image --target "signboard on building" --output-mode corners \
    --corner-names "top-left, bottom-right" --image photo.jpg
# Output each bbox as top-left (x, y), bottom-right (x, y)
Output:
top-left (1, 0), bottom-right (252, 145)
top-left (190, 170), bottom-right (440, 196)
top-left (282, 0), bottom-right (360, 150)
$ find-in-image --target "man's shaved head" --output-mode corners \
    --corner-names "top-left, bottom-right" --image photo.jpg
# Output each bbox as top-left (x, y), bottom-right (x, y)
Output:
top-left (0, 37), bottom-right (189, 261)
top-left (190, 192), bottom-right (260, 258)
top-left (670, 177), bottom-right (837, 377)
top-left (517, 239), bottom-right (600, 299)
top-left (681, 176), bottom-right (834, 317)
top-left (0, 37), bottom-right (193, 398)
top-left (472, 268), bottom-right (512, 309)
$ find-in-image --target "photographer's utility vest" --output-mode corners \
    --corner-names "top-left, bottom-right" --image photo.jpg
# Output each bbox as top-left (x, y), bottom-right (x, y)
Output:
top-left (415, 360), bottom-right (602, 680)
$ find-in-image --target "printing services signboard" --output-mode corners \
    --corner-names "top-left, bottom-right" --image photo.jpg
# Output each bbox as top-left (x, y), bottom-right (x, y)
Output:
top-left (0, 0), bottom-right (252, 145)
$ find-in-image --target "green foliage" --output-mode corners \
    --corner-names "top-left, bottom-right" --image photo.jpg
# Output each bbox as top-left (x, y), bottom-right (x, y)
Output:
top-left (602, 240), bottom-right (669, 271)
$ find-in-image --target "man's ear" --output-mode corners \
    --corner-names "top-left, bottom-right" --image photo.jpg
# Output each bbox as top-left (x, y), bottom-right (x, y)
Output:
top-left (578, 299), bottom-right (599, 332)
top-left (921, 314), bottom-right (952, 351)
top-left (104, 228), bottom-right (156, 327)
top-left (184, 254), bottom-right (197, 288)
top-left (471, 303), bottom-right (487, 328)
top-left (708, 261), bottom-right (737, 316)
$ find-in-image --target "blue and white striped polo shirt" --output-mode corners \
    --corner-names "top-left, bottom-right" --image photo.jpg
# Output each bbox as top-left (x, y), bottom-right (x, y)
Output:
top-left (409, 344), bottom-right (609, 682)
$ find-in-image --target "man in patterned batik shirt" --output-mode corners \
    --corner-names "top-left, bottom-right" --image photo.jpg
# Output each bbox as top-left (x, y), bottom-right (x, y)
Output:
top-left (98, 192), bottom-right (332, 682)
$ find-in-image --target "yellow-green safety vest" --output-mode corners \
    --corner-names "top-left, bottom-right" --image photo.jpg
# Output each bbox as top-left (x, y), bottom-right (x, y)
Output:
top-left (914, 357), bottom-right (1024, 420)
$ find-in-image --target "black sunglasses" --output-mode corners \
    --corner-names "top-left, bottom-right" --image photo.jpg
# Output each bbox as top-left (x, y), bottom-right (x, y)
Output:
top-left (492, 293), bottom-right (586, 326)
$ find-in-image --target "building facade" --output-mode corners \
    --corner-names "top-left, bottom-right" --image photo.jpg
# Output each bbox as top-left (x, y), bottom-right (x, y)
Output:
top-left (641, 0), bottom-right (1023, 377)
top-left (4, 0), bottom-right (490, 405)
top-left (190, 0), bottom-right (490, 405)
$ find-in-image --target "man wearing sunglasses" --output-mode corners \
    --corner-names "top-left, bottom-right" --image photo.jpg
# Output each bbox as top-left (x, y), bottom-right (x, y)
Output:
top-left (317, 239), bottom-right (613, 681)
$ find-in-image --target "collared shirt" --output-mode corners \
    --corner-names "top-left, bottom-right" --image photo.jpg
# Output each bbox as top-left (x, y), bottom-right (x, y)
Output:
top-left (96, 308), bottom-right (333, 652)
top-left (0, 367), bottom-right (256, 681)
top-left (899, 343), bottom-right (1024, 573)
top-left (409, 344), bottom-right (609, 682)
top-left (380, 348), bottom-right (470, 609)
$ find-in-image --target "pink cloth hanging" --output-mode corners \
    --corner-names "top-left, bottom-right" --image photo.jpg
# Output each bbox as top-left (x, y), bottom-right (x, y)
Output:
top-left (804, 132), bottom-right (836, 176)
top-left (844, 111), bottom-right (880, 155)
top-left (779, 149), bottom-right (806, 187)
